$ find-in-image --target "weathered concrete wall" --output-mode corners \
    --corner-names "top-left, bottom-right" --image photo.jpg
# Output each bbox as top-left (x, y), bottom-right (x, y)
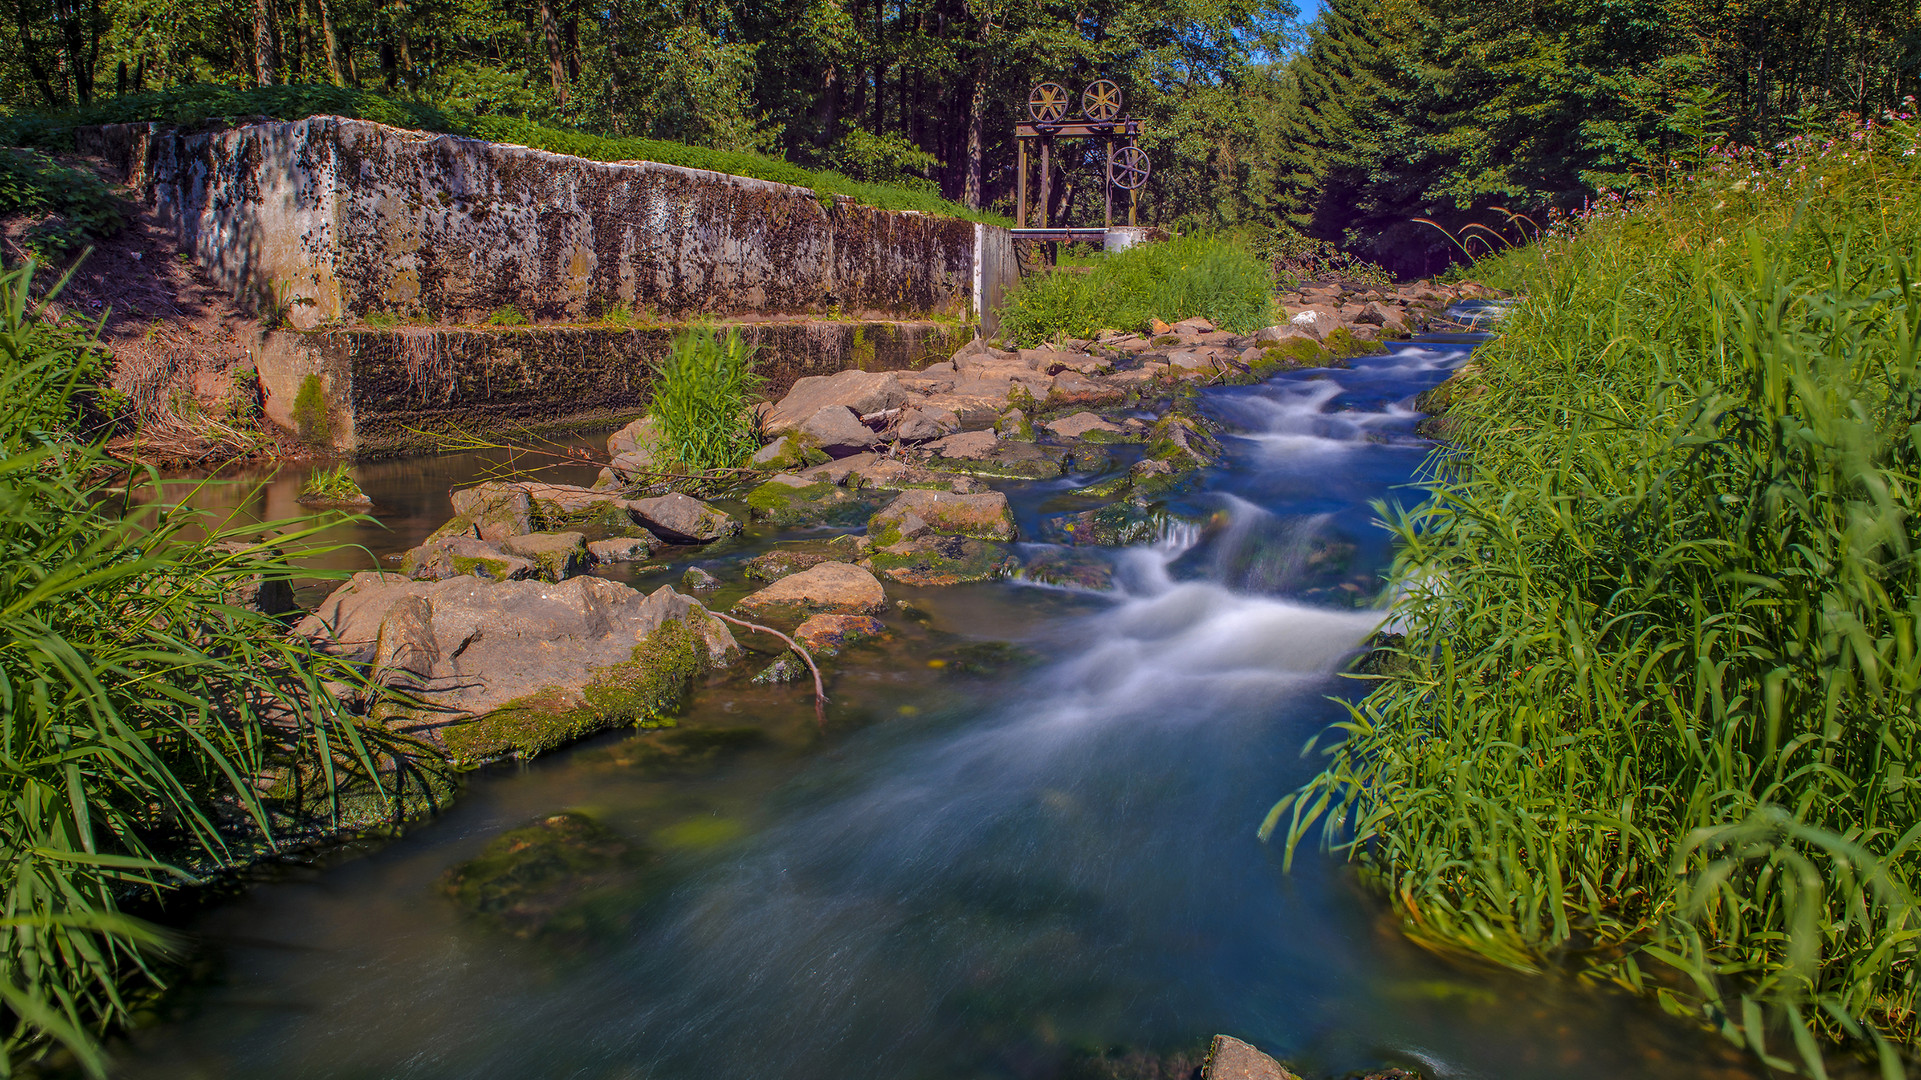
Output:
top-left (83, 117), bottom-right (1017, 333)
top-left (257, 319), bottom-right (966, 456)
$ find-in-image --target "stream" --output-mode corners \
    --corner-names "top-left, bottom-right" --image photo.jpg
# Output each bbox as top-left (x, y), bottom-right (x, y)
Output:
top-left (115, 331), bottom-right (1756, 1080)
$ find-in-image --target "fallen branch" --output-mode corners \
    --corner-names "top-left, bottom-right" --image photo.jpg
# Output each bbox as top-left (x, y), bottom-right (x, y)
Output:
top-left (710, 611), bottom-right (828, 728)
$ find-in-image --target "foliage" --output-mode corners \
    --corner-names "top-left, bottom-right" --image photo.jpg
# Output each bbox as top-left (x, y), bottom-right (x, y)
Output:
top-left (648, 324), bottom-right (763, 470)
top-left (0, 148), bottom-right (125, 262)
top-left (997, 234), bottom-right (1274, 345)
top-left (1274, 115), bottom-right (1921, 1074)
top-left (298, 461), bottom-right (364, 502)
top-left (0, 263), bottom-right (404, 1075)
top-left (290, 373), bottom-right (329, 448)
top-left (485, 304), bottom-right (526, 327)
top-left (1263, 0), bottom-right (1921, 275)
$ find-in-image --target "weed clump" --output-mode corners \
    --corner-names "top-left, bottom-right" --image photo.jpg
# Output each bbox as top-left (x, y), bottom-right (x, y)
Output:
top-left (648, 324), bottom-right (763, 469)
top-left (997, 234), bottom-right (1276, 345)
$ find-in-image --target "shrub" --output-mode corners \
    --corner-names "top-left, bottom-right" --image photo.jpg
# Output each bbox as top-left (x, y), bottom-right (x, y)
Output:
top-left (997, 234), bottom-right (1275, 345)
top-left (291, 373), bottom-right (330, 447)
top-left (486, 304), bottom-right (527, 326)
top-left (648, 324), bottom-right (763, 469)
top-left (1274, 115), bottom-right (1921, 1074)
top-left (0, 263), bottom-right (404, 1075)
top-left (0, 148), bottom-right (126, 262)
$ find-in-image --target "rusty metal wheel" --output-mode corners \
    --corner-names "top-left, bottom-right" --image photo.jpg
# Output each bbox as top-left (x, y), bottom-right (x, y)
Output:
top-left (1082, 79), bottom-right (1123, 121)
top-left (1111, 145), bottom-right (1151, 189)
top-left (1027, 82), bottom-right (1070, 123)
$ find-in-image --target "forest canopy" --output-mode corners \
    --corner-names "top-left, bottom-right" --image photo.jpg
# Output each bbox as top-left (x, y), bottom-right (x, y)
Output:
top-left (1, 0), bottom-right (1915, 275)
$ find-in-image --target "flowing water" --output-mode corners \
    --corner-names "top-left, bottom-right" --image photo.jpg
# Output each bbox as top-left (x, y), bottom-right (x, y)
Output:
top-left (116, 334), bottom-right (1757, 1080)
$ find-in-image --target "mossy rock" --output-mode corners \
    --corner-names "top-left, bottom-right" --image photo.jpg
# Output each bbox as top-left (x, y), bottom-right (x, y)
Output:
top-left (1041, 501), bottom-right (1166, 547)
top-left (868, 536), bottom-right (1016, 586)
top-left (743, 479), bottom-right (880, 527)
top-left (931, 440), bottom-right (1067, 481)
top-left (1064, 444), bottom-right (1115, 473)
top-left (582, 726), bottom-right (768, 776)
top-left (437, 811), bottom-right (651, 941)
top-left (442, 619), bottom-right (712, 763)
top-left (1321, 325), bottom-right (1389, 359)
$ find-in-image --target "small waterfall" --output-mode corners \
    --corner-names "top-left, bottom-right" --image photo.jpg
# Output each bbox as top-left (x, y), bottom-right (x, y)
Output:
top-left (398, 326), bottom-right (455, 406)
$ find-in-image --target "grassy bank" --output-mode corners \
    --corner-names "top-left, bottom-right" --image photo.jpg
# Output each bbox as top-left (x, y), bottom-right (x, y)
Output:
top-left (1275, 114), bottom-right (1921, 1075)
top-left (0, 84), bottom-right (1002, 225)
top-left (995, 234), bottom-right (1275, 346)
top-left (0, 264), bottom-right (418, 1074)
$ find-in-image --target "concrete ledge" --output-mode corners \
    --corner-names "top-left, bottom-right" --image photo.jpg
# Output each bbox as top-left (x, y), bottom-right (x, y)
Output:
top-left (257, 319), bottom-right (966, 456)
top-left (80, 116), bottom-right (1017, 334)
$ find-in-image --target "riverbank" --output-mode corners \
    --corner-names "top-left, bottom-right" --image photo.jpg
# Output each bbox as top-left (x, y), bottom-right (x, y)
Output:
top-left (1278, 111), bottom-right (1921, 1074)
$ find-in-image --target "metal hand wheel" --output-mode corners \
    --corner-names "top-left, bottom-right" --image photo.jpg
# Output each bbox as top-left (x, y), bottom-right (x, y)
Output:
top-left (1111, 145), bottom-right (1151, 189)
top-left (1082, 79), bottom-right (1123, 121)
top-left (1027, 82), bottom-right (1070, 123)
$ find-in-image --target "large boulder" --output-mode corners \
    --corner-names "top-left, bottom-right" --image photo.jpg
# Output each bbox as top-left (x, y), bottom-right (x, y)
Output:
top-left (733, 562), bottom-right (887, 621)
top-left (628, 492), bottom-right (741, 543)
top-left (1201, 1035), bottom-right (1299, 1080)
top-left (297, 575), bottom-right (741, 763)
top-left (607, 416), bottom-right (661, 457)
top-left (438, 482), bottom-right (657, 541)
top-left (764, 370), bottom-right (912, 435)
top-left (447, 482), bottom-right (535, 541)
top-left (799, 404), bottom-right (880, 457)
top-left (870, 488), bottom-right (1016, 542)
top-left (896, 404), bottom-right (961, 442)
top-left (1044, 412), bottom-right (1124, 439)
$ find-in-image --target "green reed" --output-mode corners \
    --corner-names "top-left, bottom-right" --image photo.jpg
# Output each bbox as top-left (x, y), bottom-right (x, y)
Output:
top-left (0, 263), bottom-right (407, 1075)
top-left (648, 323), bottom-right (764, 470)
top-left (1273, 123), bottom-right (1921, 1076)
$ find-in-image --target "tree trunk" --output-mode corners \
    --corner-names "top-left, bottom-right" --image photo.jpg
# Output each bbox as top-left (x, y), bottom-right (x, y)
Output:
top-left (388, 0), bottom-right (411, 86)
top-left (541, 0), bottom-right (569, 104)
top-left (565, 16), bottom-right (579, 82)
top-left (315, 0), bottom-right (344, 84)
top-left (606, 0), bottom-right (623, 120)
top-left (254, 0), bottom-right (276, 85)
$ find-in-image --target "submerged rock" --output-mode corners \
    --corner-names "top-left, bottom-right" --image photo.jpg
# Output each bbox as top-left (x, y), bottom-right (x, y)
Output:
top-left (438, 811), bottom-right (650, 942)
top-left (744, 475), bottom-right (880, 527)
top-left (733, 561), bottom-right (887, 621)
top-left (584, 726), bottom-right (767, 776)
top-left (751, 651), bottom-right (809, 684)
top-left (680, 566), bottom-right (721, 591)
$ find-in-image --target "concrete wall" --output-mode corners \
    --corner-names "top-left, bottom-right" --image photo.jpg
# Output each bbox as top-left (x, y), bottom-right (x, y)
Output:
top-left (82, 117), bottom-right (1018, 333)
top-left (257, 319), bottom-right (966, 456)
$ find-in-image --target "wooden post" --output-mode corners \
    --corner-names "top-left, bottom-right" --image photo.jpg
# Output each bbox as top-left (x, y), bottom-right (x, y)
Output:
top-left (1038, 137), bottom-right (1051, 229)
top-left (1016, 138), bottom-right (1028, 228)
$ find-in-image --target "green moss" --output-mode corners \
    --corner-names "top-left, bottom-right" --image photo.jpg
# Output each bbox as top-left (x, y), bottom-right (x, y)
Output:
top-left (1322, 326), bottom-right (1388, 359)
top-left (291, 373), bottom-right (330, 447)
top-left (443, 620), bottom-right (711, 764)
top-left (850, 325), bottom-right (876, 367)
top-left (449, 554), bottom-right (517, 580)
top-left (581, 618), bottom-right (710, 724)
top-left (1263, 337), bottom-right (1332, 368)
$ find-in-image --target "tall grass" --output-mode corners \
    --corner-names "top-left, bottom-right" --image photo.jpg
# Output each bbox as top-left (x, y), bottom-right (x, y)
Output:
top-left (0, 263), bottom-right (401, 1075)
top-left (1274, 118), bottom-right (1921, 1075)
top-left (649, 324), bottom-right (763, 470)
top-left (996, 234), bottom-right (1276, 345)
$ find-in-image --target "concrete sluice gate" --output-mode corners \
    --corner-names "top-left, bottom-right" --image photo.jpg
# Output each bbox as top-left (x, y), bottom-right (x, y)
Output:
top-left (80, 116), bottom-right (1018, 455)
